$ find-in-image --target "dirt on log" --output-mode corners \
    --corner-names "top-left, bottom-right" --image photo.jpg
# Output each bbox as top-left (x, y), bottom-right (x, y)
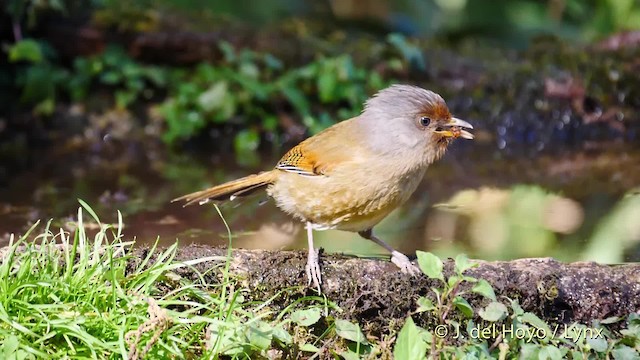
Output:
top-left (152, 245), bottom-right (640, 331)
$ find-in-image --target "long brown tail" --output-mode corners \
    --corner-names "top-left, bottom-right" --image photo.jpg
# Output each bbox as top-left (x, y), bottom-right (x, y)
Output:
top-left (172, 171), bottom-right (276, 206)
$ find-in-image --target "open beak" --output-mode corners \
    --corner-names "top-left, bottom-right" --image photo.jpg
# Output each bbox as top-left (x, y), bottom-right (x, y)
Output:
top-left (435, 117), bottom-right (474, 140)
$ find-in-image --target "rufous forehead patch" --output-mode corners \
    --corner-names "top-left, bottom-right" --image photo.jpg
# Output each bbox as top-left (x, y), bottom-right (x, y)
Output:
top-left (420, 101), bottom-right (451, 120)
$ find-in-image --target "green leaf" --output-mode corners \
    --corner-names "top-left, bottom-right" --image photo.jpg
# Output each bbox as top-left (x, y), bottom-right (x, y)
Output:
top-left (620, 315), bottom-right (638, 331)
top-left (586, 333), bottom-right (608, 353)
top-left (447, 275), bottom-right (461, 288)
top-left (539, 345), bottom-right (564, 360)
top-left (560, 324), bottom-right (583, 342)
top-left (291, 308), bottom-right (322, 327)
top-left (299, 343), bottom-right (320, 353)
top-left (317, 70), bottom-right (337, 103)
top-left (387, 33), bottom-right (426, 72)
top-left (431, 287), bottom-right (441, 299)
top-left (600, 316), bottom-right (622, 324)
top-left (519, 344), bottom-right (540, 359)
top-left (272, 324), bottom-right (292, 345)
top-left (334, 319), bottom-right (368, 345)
top-left (339, 350), bottom-right (361, 360)
top-left (9, 39), bottom-right (43, 63)
top-left (621, 314), bottom-right (640, 337)
top-left (34, 98), bottom-right (55, 116)
top-left (570, 350), bottom-right (583, 360)
top-left (510, 299), bottom-right (524, 316)
top-left (281, 86), bottom-right (310, 116)
top-left (100, 70), bottom-right (121, 85)
top-left (218, 41), bottom-right (236, 62)
top-left (393, 317), bottom-right (428, 360)
top-left (462, 276), bottom-right (478, 283)
top-left (234, 129), bottom-right (260, 153)
top-left (472, 279), bottom-right (496, 301)
top-left (416, 297), bottom-right (436, 313)
top-left (263, 54), bottom-right (283, 70)
top-left (479, 301), bottom-right (508, 322)
top-left (454, 254), bottom-right (475, 273)
top-left (239, 62), bottom-right (259, 79)
top-left (520, 312), bottom-right (552, 339)
top-left (416, 251), bottom-right (443, 281)
top-left (198, 81), bottom-right (228, 112)
top-left (19, 64), bottom-right (59, 105)
top-left (453, 296), bottom-right (474, 318)
top-left (583, 186), bottom-right (640, 263)
top-left (612, 345), bottom-right (639, 360)
top-left (115, 90), bottom-right (136, 109)
top-left (78, 198), bottom-right (101, 223)
top-left (418, 327), bottom-right (433, 344)
top-left (3, 335), bottom-right (19, 356)
top-left (262, 115), bottom-right (279, 131)
top-left (247, 321), bottom-right (272, 350)
top-left (367, 72), bottom-right (384, 89)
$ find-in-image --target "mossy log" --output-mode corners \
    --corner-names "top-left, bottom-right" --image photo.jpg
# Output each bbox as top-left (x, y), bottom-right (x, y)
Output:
top-left (164, 245), bottom-right (640, 331)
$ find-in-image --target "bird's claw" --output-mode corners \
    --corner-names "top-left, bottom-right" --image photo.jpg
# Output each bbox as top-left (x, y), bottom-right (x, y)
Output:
top-left (391, 251), bottom-right (420, 275)
top-left (305, 248), bottom-right (322, 292)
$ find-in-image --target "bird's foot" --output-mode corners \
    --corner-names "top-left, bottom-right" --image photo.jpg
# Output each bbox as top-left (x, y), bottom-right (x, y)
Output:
top-left (391, 251), bottom-right (420, 275)
top-left (305, 248), bottom-right (322, 292)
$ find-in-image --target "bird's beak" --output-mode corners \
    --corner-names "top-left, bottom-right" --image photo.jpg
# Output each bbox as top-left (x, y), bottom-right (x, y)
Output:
top-left (435, 117), bottom-right (474, 140)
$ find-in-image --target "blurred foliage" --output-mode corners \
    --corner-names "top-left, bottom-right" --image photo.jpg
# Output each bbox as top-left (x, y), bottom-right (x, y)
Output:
top-left (434, 186), bottom-right (640, 263)
top-left (3, 0), bottom-right (640, 148)
top-left (159, 42), bottom-right (388, 145)
top-left (93, 0), bottom-right (160, 32)
top-left (85, 0), bottom-right (640, 45)
top-left (423, 0), bottom-right (640, 46)
top-left (582, 188), bottom-right (640, 263)
top-left (8, 39), bottom-right (69, 115)
top-left (9, 42), bottom-right (167, 115)
top-left (6, 38), bottom-right (396, 150)
top-left (4, 0), bottom-right (67, 34)
top-left (69, 46), bottom-right (167, 107)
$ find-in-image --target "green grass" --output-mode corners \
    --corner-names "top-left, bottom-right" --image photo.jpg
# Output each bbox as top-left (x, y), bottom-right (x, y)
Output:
top-left (0, 201), bottom-right (293, 359)
top-left (0, 201), bottom-right (347, 359)
top-left (0, 201), bottom-right (226, 358)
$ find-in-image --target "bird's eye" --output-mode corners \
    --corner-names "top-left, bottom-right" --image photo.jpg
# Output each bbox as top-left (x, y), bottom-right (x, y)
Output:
top-left (420, 116), bottom-right (431, 126)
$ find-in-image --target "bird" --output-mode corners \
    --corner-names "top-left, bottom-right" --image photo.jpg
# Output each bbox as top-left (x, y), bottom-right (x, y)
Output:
top-left (173, 84), bottom-right (473, 292)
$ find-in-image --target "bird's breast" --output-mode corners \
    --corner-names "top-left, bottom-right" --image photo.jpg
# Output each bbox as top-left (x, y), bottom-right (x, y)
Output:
top-left (267, 160), bottom-right (428, 231)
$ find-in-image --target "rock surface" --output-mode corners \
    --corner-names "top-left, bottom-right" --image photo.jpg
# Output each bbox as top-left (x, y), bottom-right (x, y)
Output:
top-left (160, 245), bottom-right (640, 332)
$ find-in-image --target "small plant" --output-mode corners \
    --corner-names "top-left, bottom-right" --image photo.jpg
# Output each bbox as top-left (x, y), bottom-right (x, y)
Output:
top-left (393, 251), bottom-right (640, 359)
top-left (394, 252), bottom-right (496, 358)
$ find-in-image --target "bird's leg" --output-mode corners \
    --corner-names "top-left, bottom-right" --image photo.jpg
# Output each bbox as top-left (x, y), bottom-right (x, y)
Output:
top-left (358, 229), bottom-right (420, 275)
top-left (305, 222), bottom-right (322, 292)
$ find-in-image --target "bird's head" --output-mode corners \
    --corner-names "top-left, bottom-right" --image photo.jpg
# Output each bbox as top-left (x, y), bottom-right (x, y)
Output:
top-left (360, 84), bottom-right (474, 163)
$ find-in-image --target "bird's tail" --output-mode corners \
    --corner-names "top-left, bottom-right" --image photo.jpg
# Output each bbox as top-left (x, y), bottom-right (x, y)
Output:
top-left (172, 171), bottom-right (276, 206)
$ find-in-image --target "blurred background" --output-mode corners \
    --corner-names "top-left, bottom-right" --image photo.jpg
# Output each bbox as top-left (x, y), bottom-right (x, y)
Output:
top-left (1, 0), bottom-right (639, 262)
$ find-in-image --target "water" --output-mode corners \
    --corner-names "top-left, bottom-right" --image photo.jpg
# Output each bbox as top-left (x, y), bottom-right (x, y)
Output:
top-left (1, 136), bottom-right (639, 262)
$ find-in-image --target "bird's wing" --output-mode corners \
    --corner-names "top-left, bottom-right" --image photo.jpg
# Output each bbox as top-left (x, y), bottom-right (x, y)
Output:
top-left (275, 119), bottom-right (358, 176)
top-left (275, 145), bottom-right (323, 176)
